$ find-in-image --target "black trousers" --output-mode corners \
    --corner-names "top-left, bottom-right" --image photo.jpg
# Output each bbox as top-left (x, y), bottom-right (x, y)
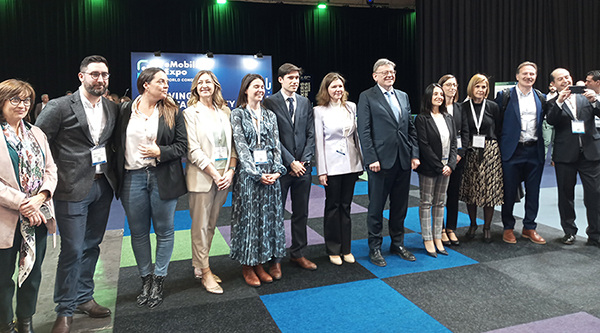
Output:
top-left (323, 172), bottom-right (360, 255)
top-left (554, 153), bottom-right (600, 241)
top-left (280, 171), bottom-right (312, 258)
top-left (0, 223), bottom-right (48, 323)
top-left (366, 158), bottom-right (411, 250)
top-left (445, 159), bottom-right (465, 231)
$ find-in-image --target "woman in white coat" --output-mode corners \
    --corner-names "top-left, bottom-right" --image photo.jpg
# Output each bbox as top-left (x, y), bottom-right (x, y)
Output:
top-left (314, 73), bottom-right (363, 266)
top-left (183, 70), bottom-right (237, 294)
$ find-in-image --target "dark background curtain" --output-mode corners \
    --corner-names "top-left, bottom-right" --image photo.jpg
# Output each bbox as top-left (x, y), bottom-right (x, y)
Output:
top-left (417, 0), bottom-right (600, 100)
top-left (0, 0), bottom-right (416, 109)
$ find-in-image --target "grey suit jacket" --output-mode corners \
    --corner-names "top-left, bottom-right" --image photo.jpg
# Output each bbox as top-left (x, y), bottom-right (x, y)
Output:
top-left (35, 88), bottom-right (118, 201)
top-left (357, 85), bottom-right (418, 171)
top-left (263, 91), bottom-right (315, 169)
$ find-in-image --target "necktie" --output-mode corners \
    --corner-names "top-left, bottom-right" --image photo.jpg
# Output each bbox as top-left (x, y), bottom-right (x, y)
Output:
top-left (287, 97), bottom-right (294, 122)
top-left (385, 91), bottom-right (401, 121)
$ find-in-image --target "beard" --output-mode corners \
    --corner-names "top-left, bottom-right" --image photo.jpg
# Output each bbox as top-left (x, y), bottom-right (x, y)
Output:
top-left (84, 81), bottom-right (107, 97)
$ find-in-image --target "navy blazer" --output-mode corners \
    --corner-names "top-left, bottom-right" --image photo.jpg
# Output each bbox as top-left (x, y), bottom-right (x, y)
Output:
top-left (263, 91), bottom-right (315, 168)
top-left (415, 111), bottom-right (458, 177)
top-left (114, 101), bottom-right (188, 200)
top-left (495, 87), bottom-right (546, 163)
top-left (546, 95), bottom-right (600, 163)
top-left (357, 85), bottom-right (418, 171)
top-left (35, 88), bottom-right (118, 201)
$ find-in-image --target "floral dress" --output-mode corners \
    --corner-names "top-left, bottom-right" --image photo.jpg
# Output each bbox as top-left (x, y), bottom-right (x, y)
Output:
top-left (229, 106), bottom-right (287, 266)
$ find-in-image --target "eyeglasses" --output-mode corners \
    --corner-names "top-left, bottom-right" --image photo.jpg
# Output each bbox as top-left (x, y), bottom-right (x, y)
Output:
top-left (83, 72), bottom-right (110, 80)
top-left (375, 70), bottom-right (396, 76)
top-left (9, 97), bottom-right (31, 106)
top-left (443, 83), bottom-right (458, 88)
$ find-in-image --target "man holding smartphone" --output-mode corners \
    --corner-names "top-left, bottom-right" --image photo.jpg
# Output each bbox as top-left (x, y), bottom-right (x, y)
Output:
top-left (546, 68), bottom-right (600, 248)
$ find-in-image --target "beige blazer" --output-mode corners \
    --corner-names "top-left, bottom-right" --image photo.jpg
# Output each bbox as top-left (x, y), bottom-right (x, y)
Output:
top-left (0, 125), bottom-right (57, 249)
top-left (183, 103), bottom-right (237, 193)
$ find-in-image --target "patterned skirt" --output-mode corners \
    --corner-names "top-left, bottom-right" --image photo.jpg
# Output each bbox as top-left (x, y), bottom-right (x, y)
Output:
top-left (458, 139), bottom-right (504, 207)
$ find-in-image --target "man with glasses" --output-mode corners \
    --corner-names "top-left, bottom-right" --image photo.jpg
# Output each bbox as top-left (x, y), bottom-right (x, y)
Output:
top-left (357, 58), bottom-right (420, 267)
top-left (36, 55), bottom-right (118, 333)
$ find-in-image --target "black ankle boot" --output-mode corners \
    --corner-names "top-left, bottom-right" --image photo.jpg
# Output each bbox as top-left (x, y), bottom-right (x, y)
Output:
top-left (147, 274), bottom-right (165, 309)
top-left (16, 317), bottom-right (33, 333)
top-left (0, 321), bottom-right (16, 333)
top-left (137, 274), bottom-right (153, 307)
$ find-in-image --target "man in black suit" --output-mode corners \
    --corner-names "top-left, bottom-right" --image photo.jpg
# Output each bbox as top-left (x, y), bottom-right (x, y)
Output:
top-left (495, 61), bottom-right (547, 245)
top-left (36, 55), bottom-right (118, 333)
top-left (263, 63), bottom-right (316, 273)
top-left (31, 93), bottom-right (49, 123)
top-left (546, 68), bottom-right (600, 248)
top-left (357, 58), bottom-right (420, 267)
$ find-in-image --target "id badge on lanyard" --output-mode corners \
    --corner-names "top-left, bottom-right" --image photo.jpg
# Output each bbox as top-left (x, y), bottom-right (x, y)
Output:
top-left (214, 147), bottom-right (228, 162)
top-left (572, 120), bottom-right (585, 134)
top-left (90, 145), bottom-right (107, 166)
top-left (470, 99), bottom-right (487, 149)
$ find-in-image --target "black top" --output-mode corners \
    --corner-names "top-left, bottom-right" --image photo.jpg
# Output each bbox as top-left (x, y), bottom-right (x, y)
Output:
top-left (461, 99), bottom-right (502, 141)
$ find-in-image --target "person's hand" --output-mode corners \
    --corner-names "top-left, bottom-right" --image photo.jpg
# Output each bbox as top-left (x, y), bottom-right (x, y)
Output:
top-left (140, 140), bottom-right (161, 159)
top-left (260, 173), bottom-right (280, 185)
top-left (319, 175), bottom-right (328, 186)
top-left (290, 161), bottom-right (306, 177)
top-left (369, 161), bottom-right (381, 172)
top-left (456, 155), bottom-right (462, 163)
top-left (583, 89), bottom-right (598, 103)
top-left (557, 88), bottom-right (571, 104)
top-left (27, 211), bottom-right (47, 227)
top-left (19, 193), bottom-right (46, 218)
top-left (411, 158), bottom-right (420, 170)
top-left (266, 173), bottom-right (281, 182)
top-left (217, 169), bottom-right (235, 191)
top-left (442, 165), bottom-right (452, 177)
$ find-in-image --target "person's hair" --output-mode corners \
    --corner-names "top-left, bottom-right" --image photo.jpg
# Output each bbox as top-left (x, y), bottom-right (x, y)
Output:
top-left (316, 72), bottom-right (349, 106)
top-left (373, 58), bottom-right (396, 73)
top-left (587, 70), bottom-right (600, 81)
top-left (516, 61), bottom-right (537, 75)
top-left (550, 68), bottom-right (568, 83)
top-left (466, 74), bottom-right (490, 99)
top-left (65, 90), bottom-right (72, 95)
top-left (80, 55), bottom-right (109, 73)
top-left (277, 63), bottom-right (302, 78)
top-left (110, 93), bottom-right (119, 102)
top-left (120, 96), bottom-right (131, 102)
top-left (41, 94), bottom-right (49, 99)
top-left (438, 74), bottom-right (459, 103)
top-left (0, 79), bottom-right (36, 124)
top-left (420, 83), bottom-right (447, 115)
top-left (137, 67), bottom-right (179, 129)
top-left (188, 70), bottom-right (226, 109)
top-left (236, 74), bottom-right (264, 108)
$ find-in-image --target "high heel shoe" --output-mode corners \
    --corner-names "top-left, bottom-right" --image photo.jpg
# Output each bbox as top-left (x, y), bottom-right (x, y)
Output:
top-left (426, 250), bottom-right (438, 258)
top-left (441, 229), bottom-right (451, 246)
top-left (424, 241), bottom-right (437, 258)
top-left (483, 229), bottom-right (493, 244)
top-left (465, 225), bottom-right (478, 240)
top-left (446, 230), bottom-right (460, 246)
top-left (436, 248), bottom-right (449, 256)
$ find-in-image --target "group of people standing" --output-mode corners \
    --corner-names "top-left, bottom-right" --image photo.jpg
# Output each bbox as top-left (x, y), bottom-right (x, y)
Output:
top-left (1, 55), bottom-right (599, 333)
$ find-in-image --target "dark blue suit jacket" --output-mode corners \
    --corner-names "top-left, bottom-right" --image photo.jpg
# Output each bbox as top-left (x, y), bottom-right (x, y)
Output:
top-left (495, 87), bottom-right (545, 163)
top-left (357, 85), bottom-right (418, 171)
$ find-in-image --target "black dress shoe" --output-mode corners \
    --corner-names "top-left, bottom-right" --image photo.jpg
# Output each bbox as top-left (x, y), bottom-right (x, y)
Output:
top-left (436, 248), bottom-right (449, 256)
top-left (369, 249), bottom-right (387, 267)
top-left (426, 250), bottom-right (437, 258)
top-left (586, 238), bottom-right (600, 248)
top-left (446, 230), bottom-right (460, 246)
top-left (562, 234), bottom-right (576, 245)
top-left (465, 225), bottom-right (477, 239)
top-left (390, 246), bottom-right (416, 261)
top-left (16, 317), bottom-right (33, 333)
top-left (0, 321), bottom-right (16, 333)
top-left (483, 229), bottom-right (493, 244)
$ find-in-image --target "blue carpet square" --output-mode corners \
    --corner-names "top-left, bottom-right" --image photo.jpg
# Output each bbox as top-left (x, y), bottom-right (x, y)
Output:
top-left (124, 210), bottom-right (192, 236)
top-left (261, 279), bottom-right (451, 333)
top-left (352, 234), bottom-right (478, 278)
top-left (384, 207), bottom-right (483, 233)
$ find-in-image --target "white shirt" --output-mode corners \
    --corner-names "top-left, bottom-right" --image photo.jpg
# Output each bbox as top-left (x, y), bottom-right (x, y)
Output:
top-left (516, 87), bottom-right (538, 142)
top-left (432, 112), bottom-right (450, 165)
top-left (377, 84), bottom-right (402, 119)
top-left (79, 88), bottom-right (106, 173)
top-left (124, 96), bottom-right (159, 170)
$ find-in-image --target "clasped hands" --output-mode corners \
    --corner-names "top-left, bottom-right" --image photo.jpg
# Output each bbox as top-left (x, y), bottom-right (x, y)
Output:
top-left (19, 192), bottom-right (48, 226)
top-left (288, 160), bottom-right (306, 177)
top-left (368, 158), bottom-right (421, 172)
top-left (213, 169), bottom-right (235, 191)
top-left (260, 173), bottom-right (281, 185)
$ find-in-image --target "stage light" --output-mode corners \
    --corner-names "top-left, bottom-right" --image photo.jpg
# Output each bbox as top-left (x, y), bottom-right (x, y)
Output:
top-left (254, 52), bottom-right (263, 59)
top-left (243, 58), bottom-right (259, 70)
top-left (217, 0), bottom-right (226, 4)
top-left (317, 3), bottom-right (327, 9)
top-left (153, 50), bottom-right (161, 57)
top-left (366, 0), bottom-right (374, 6)
top-left (207, 51), bottom-right (214, 58)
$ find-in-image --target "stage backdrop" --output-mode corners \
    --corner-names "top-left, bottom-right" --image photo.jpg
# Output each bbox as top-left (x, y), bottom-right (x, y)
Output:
top-left (131, 52), bottom-right (273, 109)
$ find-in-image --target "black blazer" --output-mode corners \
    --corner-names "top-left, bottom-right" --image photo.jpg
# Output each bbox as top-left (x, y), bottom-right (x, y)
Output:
top-left (415, 111), bottom-right (458, 177)
top-left (114, 101), bottom-right (188, 200)
top-left (461, 99), bottom-right (502, 143)
top-left (449, 103), bottom-right (469, 160)
top-left (263, 91), bottom-right (315, 169)
top-left (357, 85), bottom-right (419, 171)
top-left (546, 95), bottom-right (600, 163)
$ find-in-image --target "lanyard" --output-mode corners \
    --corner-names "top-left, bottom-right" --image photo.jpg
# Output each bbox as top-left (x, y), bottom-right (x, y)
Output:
top-left (249, 107), bottom-right (262, 147)
top-left (469, 99), bottom-right (486, 135)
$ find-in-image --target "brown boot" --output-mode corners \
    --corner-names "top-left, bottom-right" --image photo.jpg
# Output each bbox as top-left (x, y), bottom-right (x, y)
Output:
top-left (242, 265), bottom-right (261, 287)
top-left (522, 229), bottom-right (546, 244)
top-left (269, 263), bottom-right (282, 280)
top-left (503, 229), bottom-right (517, 244)
top-left (254, 264), bottom-right (273, 283)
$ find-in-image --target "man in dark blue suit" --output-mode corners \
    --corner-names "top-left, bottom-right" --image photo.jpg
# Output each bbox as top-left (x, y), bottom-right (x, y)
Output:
top-left (546, 68), bottom-right (600, 247)
top-left (357, 58), bottom-right (420, 267)
top-left (496, 61), bottom-right (547, 245)
top-left (263, 63), bottom-right (316, 274)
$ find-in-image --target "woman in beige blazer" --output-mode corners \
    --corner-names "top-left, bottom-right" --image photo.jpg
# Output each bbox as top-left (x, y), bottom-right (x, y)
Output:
top-left (314, 73), bottom-right (363, 266)
top-left (0, 79), bottom-right (57, 333)
top-left (183, 70), bottom-right (237, 294)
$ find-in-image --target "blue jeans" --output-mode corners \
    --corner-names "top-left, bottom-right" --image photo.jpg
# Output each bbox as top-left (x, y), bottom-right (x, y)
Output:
top-left (53, 176), bottom-right (113, 316)
top-left (121, 168), bottom-right (177, 277)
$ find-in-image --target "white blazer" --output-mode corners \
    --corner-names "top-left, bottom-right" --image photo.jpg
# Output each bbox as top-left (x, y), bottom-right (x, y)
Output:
top-left (314, 101), bottom-right (363, 177)
top-left (183, 103), bottom-right (237, 193)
